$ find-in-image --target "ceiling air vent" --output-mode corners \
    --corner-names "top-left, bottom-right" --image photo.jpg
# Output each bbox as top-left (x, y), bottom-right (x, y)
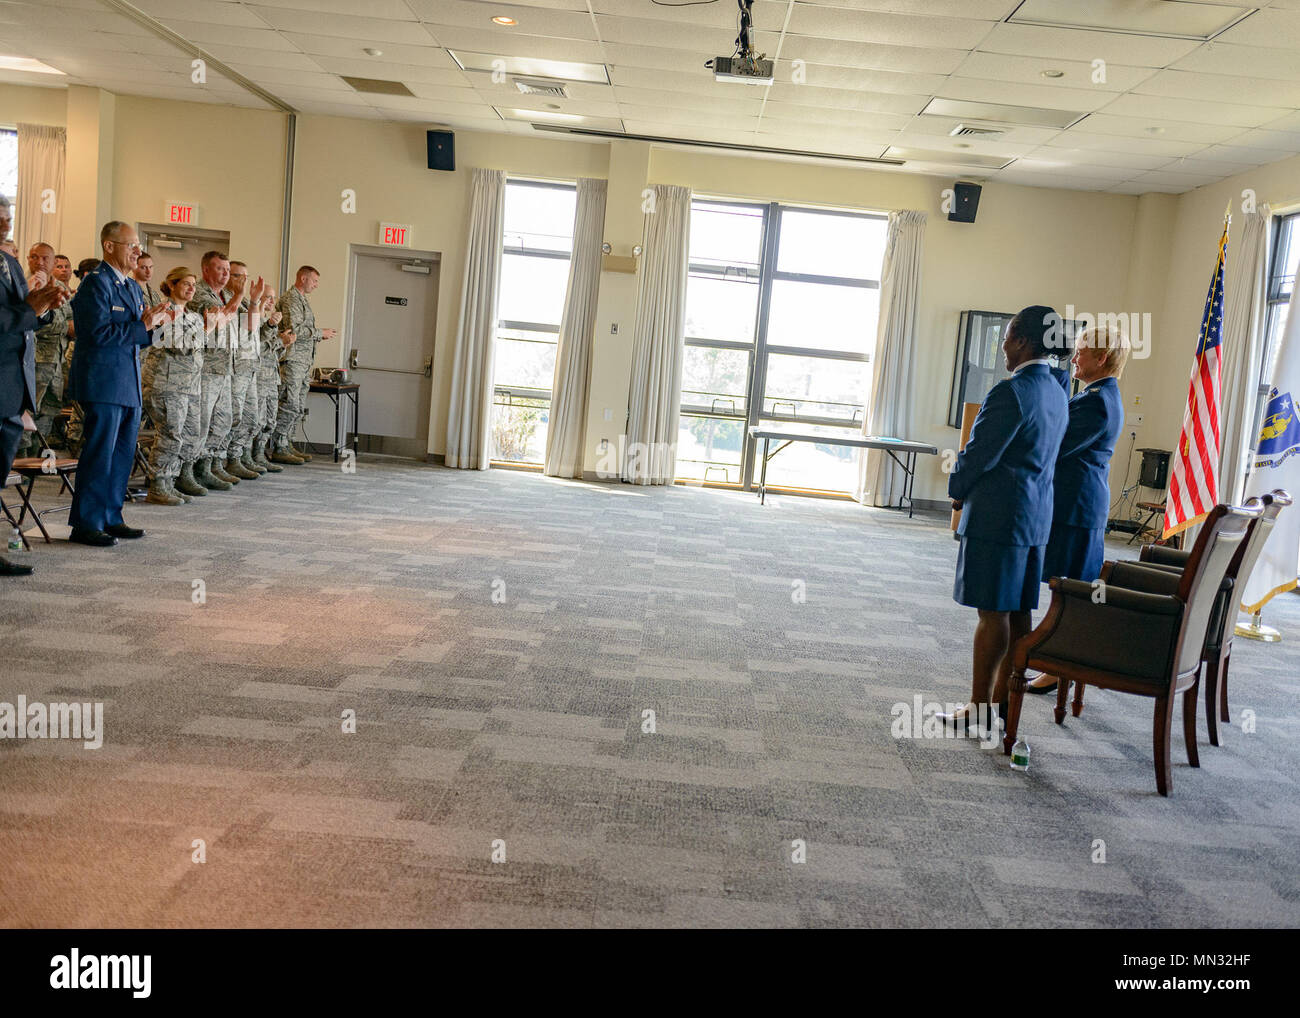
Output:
top-left (950, 123), bottom-right (1005, 138)
top-left (340, 76), bottom-right (414, 96)
top-left (513, 76), bottom-right (569, 98)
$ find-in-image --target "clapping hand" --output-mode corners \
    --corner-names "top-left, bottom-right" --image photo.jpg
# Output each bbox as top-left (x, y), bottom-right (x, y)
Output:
top-left (29, 269), bottom-right (49, 290)
top-left (24, 282), bottom-right (67, 316)
top-left (249, 276), bottom-right (267, 305)
top-left (143, 301), bottom-right (180, 330)
top-left (280, 328), bottom-right (297, 348)
top-left (321, 328), bottom-right (337, 340)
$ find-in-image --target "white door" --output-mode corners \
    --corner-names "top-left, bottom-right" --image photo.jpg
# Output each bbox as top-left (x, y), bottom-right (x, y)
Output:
top-left (346, 251), bottom-right (439, 458)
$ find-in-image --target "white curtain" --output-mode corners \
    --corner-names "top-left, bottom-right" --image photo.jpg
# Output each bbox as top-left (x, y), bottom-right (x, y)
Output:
top-left (1218, 206), bottom-right (1270, 505)
top-left (544, 177), bottom-right (608, 478)
top-left (444, 168), bottom-right (505, 470)
top-left (623, 184), bottom-right (691, 485)
top-left (16, 123), bottom-right (66, 257)
top-left (856, 209), bottom-right (927, 507)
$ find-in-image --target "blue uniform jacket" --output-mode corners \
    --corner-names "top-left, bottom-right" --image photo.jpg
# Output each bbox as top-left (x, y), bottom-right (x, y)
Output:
top-left (1051, 376), bottom-right (1123, 530)
top-left (949, 362), bottom-right (1068, 547)
top-left (69, 265), bottom-right (150, 408)
top-left (0, 251), bottom-right (38, 418)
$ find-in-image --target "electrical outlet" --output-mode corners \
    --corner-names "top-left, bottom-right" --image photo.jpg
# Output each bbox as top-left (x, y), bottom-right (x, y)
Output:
top-left (610, 323), bottom-right (619, 334)
top-left (603, 408), bottom-right (612, 421)
top-left (598, 438), bottom-right (608, 452)
top-left (1132, 394), bottom-right (1142, 406)
top-left (1131, 413), bottom-right (1144, 428)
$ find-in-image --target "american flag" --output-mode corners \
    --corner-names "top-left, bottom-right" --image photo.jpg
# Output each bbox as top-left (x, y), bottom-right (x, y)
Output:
top-left (1164, 213), bottom-right (1229, 539)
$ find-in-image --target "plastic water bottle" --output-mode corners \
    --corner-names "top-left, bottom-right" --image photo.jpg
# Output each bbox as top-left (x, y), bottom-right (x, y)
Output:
top-left (7, 526), bottom-right (22, 553)
top-left (1011, 735), bottom-right (1030, 771)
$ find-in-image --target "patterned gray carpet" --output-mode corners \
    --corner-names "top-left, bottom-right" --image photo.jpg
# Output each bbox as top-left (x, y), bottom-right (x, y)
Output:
top-left (2, 458), bottom-right (1298, 928)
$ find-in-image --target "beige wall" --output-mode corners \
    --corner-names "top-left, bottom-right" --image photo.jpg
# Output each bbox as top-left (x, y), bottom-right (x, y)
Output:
top-left (14, 78), bottom-right (1263, 509)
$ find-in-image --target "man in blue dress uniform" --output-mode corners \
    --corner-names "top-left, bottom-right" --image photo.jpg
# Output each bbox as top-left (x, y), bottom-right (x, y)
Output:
top-left (0, 193), bottom-right (69, 575)
top-left (67, 221), bottom-right (179, 546)
top-left (944, 306), bottom-right (1069, 729)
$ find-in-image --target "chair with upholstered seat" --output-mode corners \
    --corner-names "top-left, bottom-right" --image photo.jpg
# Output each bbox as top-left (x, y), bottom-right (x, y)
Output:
top-left (1138, 489), bottom-right (1291, 745)
top-left (1003, 503), bottom-right (1261, 796)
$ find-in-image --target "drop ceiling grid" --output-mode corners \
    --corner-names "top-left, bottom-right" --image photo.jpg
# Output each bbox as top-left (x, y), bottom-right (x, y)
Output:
top-left (0, 0), bottom-right (1297, 191)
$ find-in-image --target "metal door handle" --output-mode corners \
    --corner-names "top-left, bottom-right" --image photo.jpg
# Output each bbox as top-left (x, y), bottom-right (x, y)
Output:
top-left (423, 356), bottom-right (432, 378)
top-left (348, 349), bottom-right (358, 369)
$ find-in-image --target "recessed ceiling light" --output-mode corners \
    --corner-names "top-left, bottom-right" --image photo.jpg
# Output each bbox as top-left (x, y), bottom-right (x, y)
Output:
top-left (492, 16), bottom-right (517, 26)
top-left (1040, 69), bottom-right (1064, 79)
top-left (363, 48), bottom-right (382, 57)
top-left (1146, 126), bottom-right (1166, 135)
top-left (0, 54), bottom-right (66, 75)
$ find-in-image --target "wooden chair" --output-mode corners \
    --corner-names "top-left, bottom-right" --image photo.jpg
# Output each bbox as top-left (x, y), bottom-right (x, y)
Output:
top-left (7, 455), bottom-right (79, 544)
top-left (1138, 489), bottom-right (1291, 745)
top-left (1003, 503), bottom-right (1261, 796)
top-left (1, 470), bottom-right (30, 549)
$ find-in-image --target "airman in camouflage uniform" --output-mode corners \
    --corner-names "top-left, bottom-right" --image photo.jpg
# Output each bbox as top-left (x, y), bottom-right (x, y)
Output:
top-left (185, 251), bottom-right (243, 491)
top-left (272, 265), bottom-right (336, 464)
top-left (23, 244), bottom-right (73, 455)
top-left (141, 267), bottom-right (205, 505)
top-left (220, 261), bottom-right (262, 480)
top-left (253, 289), bottom-right (292, 472)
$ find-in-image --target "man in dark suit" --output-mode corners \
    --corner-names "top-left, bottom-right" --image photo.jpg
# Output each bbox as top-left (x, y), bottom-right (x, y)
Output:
top-left (944, 305), bottom-right (1069, 729)
top-left (67, 221), bottom-right (178, 546)
top-left (0, 194), bottom-right (69, 575)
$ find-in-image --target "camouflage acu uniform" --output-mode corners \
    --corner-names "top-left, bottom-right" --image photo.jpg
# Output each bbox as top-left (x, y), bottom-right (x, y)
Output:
top-left (224, 296), bottom-right (261, 461)
top-left (25, 292), bottom-right (73, 454)
top-left (61, 336), bottom-right (81, 455)
top-left (258, 316), bottom-right (285, 440)
top-left (142, 307), bottom-right (204, 482)
top-left (187, 279), bottom-right (235, 461)
top-left (273, 286), bottom-right (321, 449)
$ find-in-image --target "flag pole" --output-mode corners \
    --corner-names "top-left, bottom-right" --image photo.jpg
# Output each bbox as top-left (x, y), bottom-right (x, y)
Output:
top-left (1236, 610), bottom-right (1281, 642)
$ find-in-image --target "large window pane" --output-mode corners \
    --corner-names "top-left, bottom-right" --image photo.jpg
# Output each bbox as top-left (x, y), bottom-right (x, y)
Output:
top-left (498, 253), bottom-right (568, 326)
top-left (689, 201), bottom-right (764, 271)
top-left (503, 184), bottom-right (576, 253)
top-left (776, 209), bottom-right (886, 279)
top-left (685, 275), bottom-right (760, 344)
top-left (763, 353), bottom-right (870, 423)
top-left (494, 334), bottom-right (557, 392)
top-left (676, 415), bottom-right (744, 484)
top-left (765, 279), bottom-right (878, 354)
top-left (491, 395), bottom-right (550, 464)
top-left (681, 346), bottom-right (749, 415)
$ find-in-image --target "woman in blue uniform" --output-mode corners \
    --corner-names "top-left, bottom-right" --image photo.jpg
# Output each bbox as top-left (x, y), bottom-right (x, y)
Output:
top-left (943, 306), bottom-right (1068, 729)
top-left (1026, 323), bottom-right (1129, 694)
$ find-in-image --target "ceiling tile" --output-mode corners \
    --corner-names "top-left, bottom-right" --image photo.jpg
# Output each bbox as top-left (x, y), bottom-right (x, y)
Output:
top-left (1133, 68), bottom-right (1300, 108)
top-left (784, 6), bottom-right (995, 49)
top-left (1042, 129), bottom-right (1205, 158)
top-left (1170, 42), bottom-right (1300, 82)
top-left (976, 23), bottom-right (1199, 67)
top-left (762, 84), bottom-right (929, 116)
top-left (133, 1), bottom-right (269, 28)
top-left (278, 32), bottom-right (449, 64)
top-left (951, 50), bottom-right (1157, 93)
top-left (411, 0), bottom-right (597, 40)
top-left (768, 60), bottom-right (947, 95)
top-left (1102, 92), bottom-right (1289, 128)
top-left (248, 9), bottom-right (428, 44)
top-left (936, 77), bottom-right (1113, 113)
top-left (157, 22), bottom-right (299, 52)
top-left (238, 0), bottom-right (419, 17)
top-left (306, 57), bottom-right (468, 86)
top-left (1215, 6), bottom-right (1300, 48)
top-left (198, 44), bottom-right (325, 71)
top-left (755, 36), bottom-right (969, 74)
top-left (434, 27), bottom-right (605, 62)
top-left (593, 15), bottom-right (735, 52)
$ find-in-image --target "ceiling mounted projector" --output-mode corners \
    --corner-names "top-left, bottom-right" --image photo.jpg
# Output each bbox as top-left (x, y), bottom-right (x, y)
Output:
top-left (709, 1), bottom-right (772, 85)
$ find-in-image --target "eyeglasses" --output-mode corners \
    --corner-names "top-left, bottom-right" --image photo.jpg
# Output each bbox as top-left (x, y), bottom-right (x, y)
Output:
top-left (110, 240), bottom-right (142, 251)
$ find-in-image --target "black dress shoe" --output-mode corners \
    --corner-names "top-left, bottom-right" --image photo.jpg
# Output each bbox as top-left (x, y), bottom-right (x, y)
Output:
top-left (69, 529), bottom-right (119, 547)
top-left (0, 558), bottom-right (34, 576)
top-left (106, 524), bottom-right (145, 539)
top-left (1024, 676), bottom-right (1060, 695)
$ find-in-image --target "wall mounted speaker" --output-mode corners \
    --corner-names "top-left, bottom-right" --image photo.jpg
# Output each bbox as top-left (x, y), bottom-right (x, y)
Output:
top-left (948, 181), bottom-right (981, 223)
top-left (427, 130), bottom-right (455, 172)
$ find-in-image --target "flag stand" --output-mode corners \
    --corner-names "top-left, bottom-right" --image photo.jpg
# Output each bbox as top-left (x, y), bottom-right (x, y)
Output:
top-left (1235, 611), bottom-right (1281, 642)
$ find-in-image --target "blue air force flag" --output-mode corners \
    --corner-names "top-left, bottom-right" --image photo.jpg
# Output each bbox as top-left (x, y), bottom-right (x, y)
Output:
top-left (1242, 284), bottom-right (1300, 613)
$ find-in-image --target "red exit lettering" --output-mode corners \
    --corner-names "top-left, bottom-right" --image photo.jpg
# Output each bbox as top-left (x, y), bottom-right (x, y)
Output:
top-left (384, 226), bottom-right (407, 245)
top-left (169, 204), bottom-right (192, 224)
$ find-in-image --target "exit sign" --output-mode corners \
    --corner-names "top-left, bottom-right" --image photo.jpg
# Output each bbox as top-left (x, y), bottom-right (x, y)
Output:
top-left (165, 202), bottom-right (198, 225)
top-left (379, 222), bottom-right (412, 247)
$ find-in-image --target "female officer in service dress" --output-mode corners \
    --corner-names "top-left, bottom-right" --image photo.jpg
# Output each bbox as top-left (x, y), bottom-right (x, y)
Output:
top-left (141, 267), bottom-right (205, 505)
top-left (942, 306), bottom-right (1069, 729)
top-left (1025, 323), bottom-right (1129, 694)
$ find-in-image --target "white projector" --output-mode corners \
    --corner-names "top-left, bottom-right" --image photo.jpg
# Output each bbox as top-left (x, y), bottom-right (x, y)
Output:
top-left (713, 55), bottom-right (773, 85)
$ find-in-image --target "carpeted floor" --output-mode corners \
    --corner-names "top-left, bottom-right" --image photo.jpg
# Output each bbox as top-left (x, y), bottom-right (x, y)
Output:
top-left (1, 457), bottom-right (1298, 928)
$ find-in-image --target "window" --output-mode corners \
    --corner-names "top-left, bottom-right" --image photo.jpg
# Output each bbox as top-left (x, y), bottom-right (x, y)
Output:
top-left (0, 129), bottom-right (16, 239)
top-left (1258, 212), bottom-right (1300, 442)
top-left (490, 179), bottom-right (576, 465)
top-left (677, 198), bottom-right (887, 493)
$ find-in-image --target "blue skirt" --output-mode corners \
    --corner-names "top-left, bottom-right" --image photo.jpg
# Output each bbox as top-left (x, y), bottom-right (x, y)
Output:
top-left (954, 536), bottom-right (1045, 612)
top-left (1042, 522), bottom-right (1104, 583)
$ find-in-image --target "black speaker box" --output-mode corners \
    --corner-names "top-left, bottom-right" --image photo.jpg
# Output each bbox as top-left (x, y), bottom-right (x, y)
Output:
top-left (427, 130), bottom-right (455, 172)
top-left (1138, 448), bottom-right (1171, 490)
top-left (948, 181), bottom-right (981, 223)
